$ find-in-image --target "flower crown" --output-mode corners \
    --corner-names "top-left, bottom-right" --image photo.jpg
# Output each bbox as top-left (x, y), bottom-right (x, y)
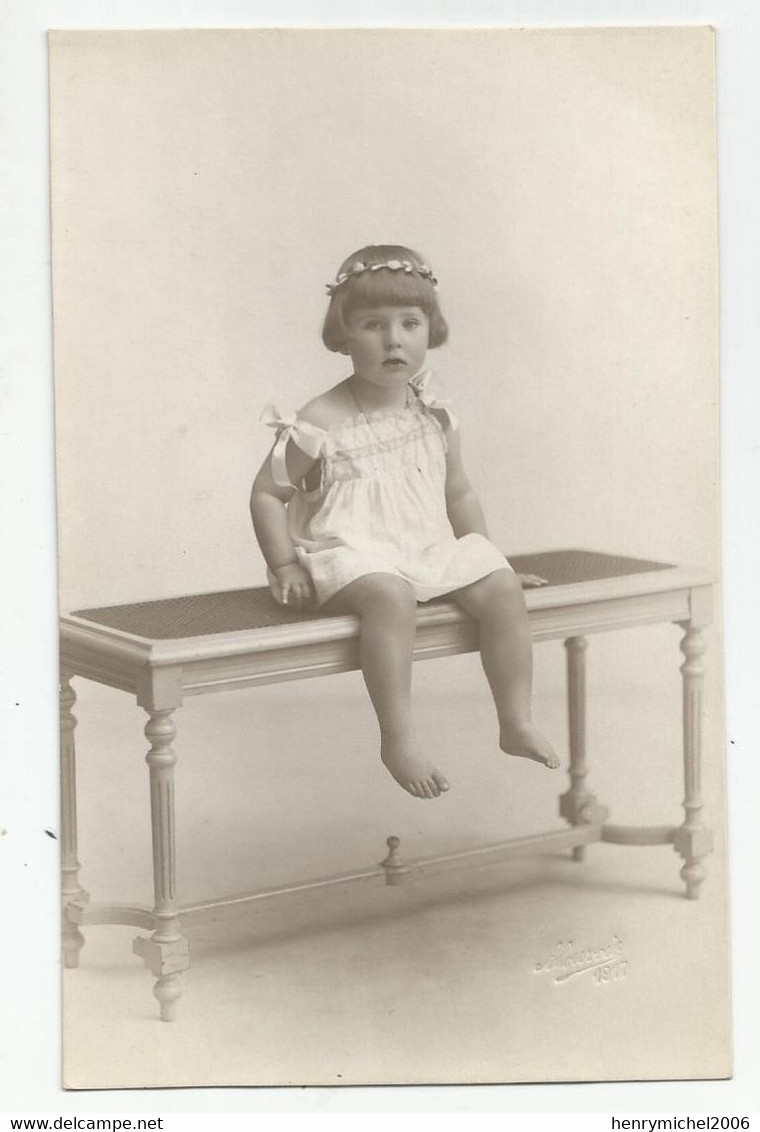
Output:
top-left (325, 258), bottom-right (438, 296)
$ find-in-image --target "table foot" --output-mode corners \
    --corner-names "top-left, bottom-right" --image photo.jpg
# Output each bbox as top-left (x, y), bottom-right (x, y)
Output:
top-left (680, 861), bottom-right (706, 901)
top-left (62, 922), bottom-right (86, 969)
top-left (62, 923), bottom-right (84, 968)
top-left (133, 933), bottom-right (190, 1022)
top-left (155, 974), bottom-right (182, 1022)
top-left (674, 824), bottom-right (713, 900)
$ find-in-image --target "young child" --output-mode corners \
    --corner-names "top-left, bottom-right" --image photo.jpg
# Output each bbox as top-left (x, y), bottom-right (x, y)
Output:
top-left (250, 244), bottom-right (559, 799)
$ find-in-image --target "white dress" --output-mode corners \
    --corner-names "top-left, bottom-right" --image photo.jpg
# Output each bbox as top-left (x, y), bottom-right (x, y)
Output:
top-left (262, 370), bottom-right (512, 606)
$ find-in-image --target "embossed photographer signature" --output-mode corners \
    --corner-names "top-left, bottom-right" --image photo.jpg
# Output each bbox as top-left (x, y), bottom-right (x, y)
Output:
top-left (534, 935), bottom-right (629, 986)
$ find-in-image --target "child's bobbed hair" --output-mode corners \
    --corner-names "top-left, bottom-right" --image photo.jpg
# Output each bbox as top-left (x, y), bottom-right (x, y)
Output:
top-left (322, 245), bottom-right (449, 354)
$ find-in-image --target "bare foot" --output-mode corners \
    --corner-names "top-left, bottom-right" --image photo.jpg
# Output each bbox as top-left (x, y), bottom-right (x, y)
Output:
top-left (380, 729), bottom-right (450, 798)
top-left (499, 722), bottom-right (560, 769)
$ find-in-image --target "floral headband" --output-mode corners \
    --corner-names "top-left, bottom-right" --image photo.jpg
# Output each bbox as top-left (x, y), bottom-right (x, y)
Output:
top-left (325, 258), bottom-right (438, 296)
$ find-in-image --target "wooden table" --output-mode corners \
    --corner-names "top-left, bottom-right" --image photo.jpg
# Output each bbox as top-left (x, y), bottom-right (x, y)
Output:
top-left (59, 549), bottom-right (715, 1022)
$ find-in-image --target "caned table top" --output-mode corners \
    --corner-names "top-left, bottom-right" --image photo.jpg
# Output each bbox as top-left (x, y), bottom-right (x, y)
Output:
top-left (59, 550), bottom-right (713, 703)
top-left (69, 549), bottom-right (675, 642)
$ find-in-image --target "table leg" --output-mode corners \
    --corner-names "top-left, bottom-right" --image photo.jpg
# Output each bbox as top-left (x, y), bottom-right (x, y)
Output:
top-left (674, 622), bottom-right (714, 899)
top-left (60, 672), bottom-right (88, 968)
top-left (560, 636), bottom-right (607, 858)
top-left (132, 709), bottom-right (189, 1021)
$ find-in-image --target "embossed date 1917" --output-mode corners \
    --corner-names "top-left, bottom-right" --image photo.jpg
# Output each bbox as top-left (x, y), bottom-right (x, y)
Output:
top-left (593, 958), bottom-right (628, 985)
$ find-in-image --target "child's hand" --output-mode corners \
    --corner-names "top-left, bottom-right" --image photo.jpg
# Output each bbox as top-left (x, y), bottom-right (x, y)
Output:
top-left (272, 563), bottom-right (315, 608)
top-left (518, 573), bottom-right (548, 588)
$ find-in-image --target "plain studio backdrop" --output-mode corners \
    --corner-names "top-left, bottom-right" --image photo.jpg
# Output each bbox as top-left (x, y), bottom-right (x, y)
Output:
top-left (49, 27), bottom-right (728, 1087)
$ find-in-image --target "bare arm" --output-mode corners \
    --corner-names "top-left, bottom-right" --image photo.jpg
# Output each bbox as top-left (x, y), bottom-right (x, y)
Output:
top-left (444, 424), bottom-right (546, 586)
top-left (444, 424), bottom-right (490, 538)
top-left (250, 441), bottom-right (318, 604)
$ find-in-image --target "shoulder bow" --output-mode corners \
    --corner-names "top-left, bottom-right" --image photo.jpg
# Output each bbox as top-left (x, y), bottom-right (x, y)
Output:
top-left (260, 403), bottom-right (325, 489)
top-left (409, 370), bottom-right (458, 431)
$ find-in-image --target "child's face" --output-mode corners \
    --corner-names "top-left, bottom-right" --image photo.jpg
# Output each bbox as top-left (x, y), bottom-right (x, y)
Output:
top-left (343, 305), bottom-right (429, 387)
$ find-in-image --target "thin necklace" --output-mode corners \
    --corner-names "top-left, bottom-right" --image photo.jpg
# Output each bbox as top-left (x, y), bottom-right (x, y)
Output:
top-left (347, 377), bottom-right (422, 476)
top-left (347, 376), bottom-right (409, 422)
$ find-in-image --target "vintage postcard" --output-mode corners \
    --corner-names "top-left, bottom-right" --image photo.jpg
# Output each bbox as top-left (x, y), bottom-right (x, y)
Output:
top-left (49, 27), bottom-right (729, 1088)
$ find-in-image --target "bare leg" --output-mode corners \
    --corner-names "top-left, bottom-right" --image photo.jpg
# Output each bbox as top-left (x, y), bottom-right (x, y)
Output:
top-left (326, 574), bottom-right (449, 798)
top-left (453, 570), bottom-right (559, 768)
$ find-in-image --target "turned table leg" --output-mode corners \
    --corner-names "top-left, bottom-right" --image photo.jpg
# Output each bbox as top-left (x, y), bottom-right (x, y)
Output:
top-left (132, 708), bottom-right (189, 1020)
top-left (674, 621), bottom-right (714, 899)
top-left (60, 672), bottom-right (88, 967)
top-left (559, 636), bottom-right (607, 858)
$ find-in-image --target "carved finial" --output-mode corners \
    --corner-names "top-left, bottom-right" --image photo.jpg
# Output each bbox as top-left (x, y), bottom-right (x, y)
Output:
top-left (380, 835), bottom-right (410, 885)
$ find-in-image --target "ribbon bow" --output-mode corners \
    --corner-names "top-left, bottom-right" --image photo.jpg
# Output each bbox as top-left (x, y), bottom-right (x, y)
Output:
top-left (260, 403), bottom-right (297, 435)
top-left (260, 404), bottom-right (325, 489)
top-left (409, 370), bottom-right (458, 430)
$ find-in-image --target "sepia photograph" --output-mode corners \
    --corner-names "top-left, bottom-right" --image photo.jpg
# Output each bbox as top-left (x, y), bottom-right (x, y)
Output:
top-left (47, 26), bottom-right (729, 1089)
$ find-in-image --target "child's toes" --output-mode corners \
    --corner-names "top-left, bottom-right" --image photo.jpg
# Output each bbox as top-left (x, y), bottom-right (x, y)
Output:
top-left (433, 771), bottom-right (450, 793)
top-left (541, 747), bottom-right (561, 769)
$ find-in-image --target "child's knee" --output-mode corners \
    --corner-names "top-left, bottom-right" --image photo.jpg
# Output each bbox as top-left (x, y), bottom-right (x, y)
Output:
top-left (496, 568), bottom-right (523, 598)
top-left (469, 568), bottom-right (523, 615)
top-left (359, 574), bottom-right (417, 619)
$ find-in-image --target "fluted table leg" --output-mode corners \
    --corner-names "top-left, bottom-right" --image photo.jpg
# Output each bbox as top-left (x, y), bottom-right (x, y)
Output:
top-left (674, 621), bottom-right (714, 899)
top-left (560, 637), bottom-right (607, 857)
top-left (132, 709), bottom-right (189, 1020)
top-left (60, 672), bottom-right (88, 968)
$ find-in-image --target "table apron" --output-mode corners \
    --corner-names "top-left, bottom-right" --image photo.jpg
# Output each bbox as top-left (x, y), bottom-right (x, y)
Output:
top-left (60, 587), bottom-right (694, 699)
top-left (177, 588), bottom-right (692, 697)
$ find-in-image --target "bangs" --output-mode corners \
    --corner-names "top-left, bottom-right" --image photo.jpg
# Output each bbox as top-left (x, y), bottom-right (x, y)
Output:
top-left (343, 268), bottom-right (436, 314)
